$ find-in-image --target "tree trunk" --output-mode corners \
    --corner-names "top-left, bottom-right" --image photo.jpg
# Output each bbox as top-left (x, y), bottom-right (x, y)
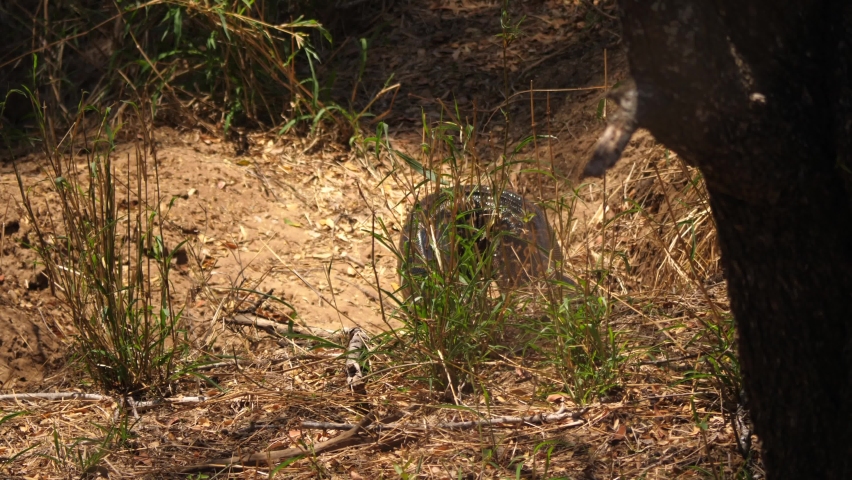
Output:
top-left (595, 1), bottom-right (852, 477)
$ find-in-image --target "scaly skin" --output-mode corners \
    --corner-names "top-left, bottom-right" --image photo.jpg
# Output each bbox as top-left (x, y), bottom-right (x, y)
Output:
top-left (398, 186), bottom-right (573, 292)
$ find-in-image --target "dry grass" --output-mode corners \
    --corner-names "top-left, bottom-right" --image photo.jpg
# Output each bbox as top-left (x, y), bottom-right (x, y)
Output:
top-left (0, 127), bottom-right (758, 478)
top-left (0, 306), bottom-right (747, 479)
top-left (0, 1), bottom-right (757, 478)
top-left (0, 0), bottom-right (334, 141)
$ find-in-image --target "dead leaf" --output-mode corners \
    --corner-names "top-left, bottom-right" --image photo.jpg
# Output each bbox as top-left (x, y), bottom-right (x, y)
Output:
top-left (546, 393), bottom-right (568, 404)
top-left (267, 440), bottom-right (289, 450)
top-left (611, 422), bottom-right (627, 442)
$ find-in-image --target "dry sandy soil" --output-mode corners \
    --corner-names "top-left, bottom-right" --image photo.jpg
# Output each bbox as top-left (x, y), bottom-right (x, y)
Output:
top-left (0, 0), bottom-right (756, 478)
top-left (0, 0), bottom-right (627, 391)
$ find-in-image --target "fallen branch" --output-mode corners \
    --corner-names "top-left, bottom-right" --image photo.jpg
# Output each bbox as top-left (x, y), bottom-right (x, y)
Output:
top-left (0, 392), bottom-right (212, 412)
top-left (300, 406), bottom-right (587, 432)
top-left (226, 313), bottom-right (347, 340)
top-left (181, 407), bottom-right (585, 473)
top-left (236, 288), bottom-right (275, 313)
top-left (0, 392), bottom-right (209, 422)
top-left (179, 413), bottom-right (375, 473)
top-left (193, 360), bottom-right (245, 371)
top-left (637, 353), bottom-right (702, 366)
top-left (124, 396), bottom-right (211, 410)
top-left (0, 392), bottom-right (111, 402)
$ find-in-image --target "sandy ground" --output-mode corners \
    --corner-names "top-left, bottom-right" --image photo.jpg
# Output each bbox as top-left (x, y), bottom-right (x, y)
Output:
top-left (0, 0), bottom-right (628, 389)
top-left (0, 1), bottom-right (756, 477)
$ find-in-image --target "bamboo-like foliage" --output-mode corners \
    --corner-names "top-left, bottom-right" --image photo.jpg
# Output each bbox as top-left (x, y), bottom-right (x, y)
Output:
top-left (13, 89), bottom-right (186, 396)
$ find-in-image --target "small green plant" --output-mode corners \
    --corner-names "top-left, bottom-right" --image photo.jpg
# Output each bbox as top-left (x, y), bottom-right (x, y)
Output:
top-left (373, 133), bottom-right (515, 393)
top-left (689, 313), bottom-right (741, 395)
top-left (366, 109), bottom-right (589, 400)
top-left (270, 455), bottom-right (305, 477)
top-left (122, 0), bottom-right (335, 133)
top-left (0, 410), bottom-right (33, 471)
top-left (392, 455), bottom-right (423, 480)
top-left (38, 412), bottom-right (134, 478)
top-left (530, 438), bottom-right (561, 478)
top-left (533, 292), bottom-right (626, 404)
top-left (1, 0), bottom-right (335, 139)
top-left (11, 82), bottom-right (188, 396)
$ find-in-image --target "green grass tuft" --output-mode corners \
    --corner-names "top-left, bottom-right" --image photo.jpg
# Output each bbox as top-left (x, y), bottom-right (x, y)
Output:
top-left (8, 84), bottom-right (189, 397)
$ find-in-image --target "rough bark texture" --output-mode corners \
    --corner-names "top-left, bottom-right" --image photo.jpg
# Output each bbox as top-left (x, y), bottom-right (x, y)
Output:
top-left (609, 1), bottom-right (852, 477)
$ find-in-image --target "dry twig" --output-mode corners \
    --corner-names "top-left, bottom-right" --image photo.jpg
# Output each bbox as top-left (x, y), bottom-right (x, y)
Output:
top-left (179, 413), bottom-right (376, 472)
top-left (301, 405), bottom-right (587, 432)
top-left (226, 313), bottom-right (347, 340)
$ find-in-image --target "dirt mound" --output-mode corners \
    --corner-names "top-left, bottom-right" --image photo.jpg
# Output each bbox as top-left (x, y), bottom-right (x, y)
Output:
top-left (0, 305), bottom-right (65, 389)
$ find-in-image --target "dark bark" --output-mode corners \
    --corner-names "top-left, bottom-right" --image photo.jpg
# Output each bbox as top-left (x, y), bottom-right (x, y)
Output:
top-left (591, 1), bottom-right (852, 477)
